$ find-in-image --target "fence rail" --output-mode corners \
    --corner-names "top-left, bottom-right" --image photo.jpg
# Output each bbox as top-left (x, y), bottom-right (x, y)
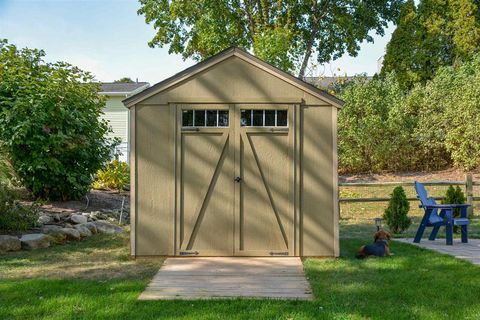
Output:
top-left (339, 174), bottom-right (477, 216)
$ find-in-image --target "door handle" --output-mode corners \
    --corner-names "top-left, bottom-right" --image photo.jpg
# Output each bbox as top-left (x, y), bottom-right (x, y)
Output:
top-left (234, 176), bottom-right (242, 183)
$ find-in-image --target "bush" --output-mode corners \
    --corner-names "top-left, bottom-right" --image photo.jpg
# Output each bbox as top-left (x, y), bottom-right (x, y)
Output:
top-left (336, 54), bottom-right (480, 173)
top-left (0, 146), bottom-right (11, 183)
top-left (383, 186), bottom-right (412, 234)
top-left (338, 74), bottom-right (420, 172)
top-left (415, 55), bottom-right (480, 170)
top-left (0, 40), bottom-right (117, 200)
top-left (443, 185), bottom-right (467, 221)
top-left (92, 160), bottom-right (130, 191)
top-left (0, 183), bottom-right (38, 231)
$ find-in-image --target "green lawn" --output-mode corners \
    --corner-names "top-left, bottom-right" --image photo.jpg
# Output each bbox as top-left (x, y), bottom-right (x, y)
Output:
top-left (340, 183), bottom-right (480, 239)
top-left (1, 232), bottom-right (480, 319)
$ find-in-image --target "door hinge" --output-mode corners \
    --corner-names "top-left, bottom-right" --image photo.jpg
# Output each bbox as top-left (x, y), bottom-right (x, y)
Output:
top-left (179, 251), bottom-right (199, 256)
top-left (269, 251), bottom-right (289, 256)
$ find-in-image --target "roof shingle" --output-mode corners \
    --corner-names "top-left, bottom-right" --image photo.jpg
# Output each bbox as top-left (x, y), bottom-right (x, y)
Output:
top-left (100, 82), bottom-right (149, 93)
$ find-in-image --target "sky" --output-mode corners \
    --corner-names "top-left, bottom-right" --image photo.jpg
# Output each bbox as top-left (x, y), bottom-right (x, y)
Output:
top-left (0, 0), bottom-right (395, 84)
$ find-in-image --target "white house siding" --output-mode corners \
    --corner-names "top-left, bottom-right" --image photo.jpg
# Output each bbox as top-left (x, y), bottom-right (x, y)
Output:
top-left (101, 96), bottom-right (129, 162)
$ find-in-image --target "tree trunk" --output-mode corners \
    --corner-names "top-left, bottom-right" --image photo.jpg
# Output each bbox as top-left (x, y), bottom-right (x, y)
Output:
top-left (298, 49), bottom-right (313, 79)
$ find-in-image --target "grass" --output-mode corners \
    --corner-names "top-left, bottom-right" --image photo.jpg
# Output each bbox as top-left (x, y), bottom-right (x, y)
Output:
top-left (1, 231), bottom-right (480, 319)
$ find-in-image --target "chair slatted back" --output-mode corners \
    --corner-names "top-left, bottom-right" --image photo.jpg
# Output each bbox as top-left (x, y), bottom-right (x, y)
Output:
top-left (415, 181), bottom-right (442, 225)
top-left (414, 181), bottom-right (429, 206)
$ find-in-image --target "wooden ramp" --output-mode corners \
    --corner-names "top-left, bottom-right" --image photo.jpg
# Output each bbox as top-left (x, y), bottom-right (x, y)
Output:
top-left (139, 257), bottom-right (313, 300)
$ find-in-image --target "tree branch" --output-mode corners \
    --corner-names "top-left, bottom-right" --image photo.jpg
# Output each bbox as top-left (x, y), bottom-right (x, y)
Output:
top-left (298, 0), bottom-right (330, 79)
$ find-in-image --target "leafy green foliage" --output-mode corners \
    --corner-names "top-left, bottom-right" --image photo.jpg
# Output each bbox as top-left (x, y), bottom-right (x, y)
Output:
top-left (338, 73), bottom-right (421, 172)
top-left (0, 183), bottom-right (38, 231)
top-left (443, 185), bottom-right (467, 219)
top-left (113, 77), bottom-right (134, 83)
top-left (0, 40), bottom-right (116, 200)
top-left (414, 54), bottom-right (480, 170)
top-left (0, 144), bottom-right (12, 184)
top-left (92, 160), bottom-right (130, 191)
top-left (381, 0), bottom-right (419, 90)
top-left (383, 186), bottom-right (412, 233)
top-left (339, 54), bottom-right (480, 172)
top-left (137, 0), bottom-right (403, 76)
top-left (382, 0), bottom-right (480, 89)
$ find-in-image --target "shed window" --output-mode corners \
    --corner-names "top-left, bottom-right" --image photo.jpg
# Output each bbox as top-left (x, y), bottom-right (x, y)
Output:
top-left (241, 109), bottom-right (288, 127)
top-left (182, 110), bottom-right (229, 127)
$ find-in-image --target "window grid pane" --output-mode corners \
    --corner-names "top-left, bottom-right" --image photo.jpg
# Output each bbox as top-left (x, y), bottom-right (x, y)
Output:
top-left (183, 109), bottom-right (229, 127)
top-left (240, 109), bottom-right (288, 127)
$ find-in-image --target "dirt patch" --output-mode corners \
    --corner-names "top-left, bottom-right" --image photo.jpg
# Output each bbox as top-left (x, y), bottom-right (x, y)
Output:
top-left (340, 168), bottom-right (480, 183)
top-left (38, 190), bottom-right (129, 214)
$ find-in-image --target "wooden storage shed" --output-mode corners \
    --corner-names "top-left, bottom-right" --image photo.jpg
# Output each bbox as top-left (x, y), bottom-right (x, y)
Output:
top-left (123, 47), bottom-right (343, 257)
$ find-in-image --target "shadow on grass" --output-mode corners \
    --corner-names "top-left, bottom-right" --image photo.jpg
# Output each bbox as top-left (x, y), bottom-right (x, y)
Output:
top-left (1, 237), bottom-right (480, 319)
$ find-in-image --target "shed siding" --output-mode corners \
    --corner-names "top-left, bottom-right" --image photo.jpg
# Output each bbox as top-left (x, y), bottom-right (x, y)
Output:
top-left (131, 54), bottom-right (339, 257)
top-left (136, 105), bottom-right (174, 255)
top-left (301, 106), bottom-right (335, 256)
top-left (141, 57), bottom-right (329, 106)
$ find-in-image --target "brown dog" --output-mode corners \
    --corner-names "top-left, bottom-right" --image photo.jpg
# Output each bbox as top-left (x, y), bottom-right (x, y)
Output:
top-left (356, 230), bottom-right (392, 259)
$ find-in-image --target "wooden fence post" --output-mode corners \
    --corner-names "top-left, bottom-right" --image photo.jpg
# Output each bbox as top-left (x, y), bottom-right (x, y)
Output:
top-left (466, 173), bottom-right (474, 217)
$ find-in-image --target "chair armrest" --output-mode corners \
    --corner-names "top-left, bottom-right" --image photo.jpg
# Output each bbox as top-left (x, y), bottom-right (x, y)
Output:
top-left (420, 204), bottom-right (470, 209)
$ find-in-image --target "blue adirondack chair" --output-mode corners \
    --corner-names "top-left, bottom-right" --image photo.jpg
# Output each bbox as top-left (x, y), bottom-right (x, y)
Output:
top-left (414, 181), bottom-right (470, 245)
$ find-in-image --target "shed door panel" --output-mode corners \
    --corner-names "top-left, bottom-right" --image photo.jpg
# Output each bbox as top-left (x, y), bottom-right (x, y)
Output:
top-left (235, 106), bottom-right (294, 256)
top-left (177, 107), bottom-right (234, 256)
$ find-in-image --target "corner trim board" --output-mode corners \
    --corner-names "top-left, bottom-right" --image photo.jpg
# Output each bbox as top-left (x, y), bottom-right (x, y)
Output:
top-left (332, 107), bottom-right (339, 257)
top-left (130, 105), bottom-right (136, 256)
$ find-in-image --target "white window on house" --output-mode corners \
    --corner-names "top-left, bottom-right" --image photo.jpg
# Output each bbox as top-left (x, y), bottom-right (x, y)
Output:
top-left (182, 109), bottom-right (229, 127)
top-left (240, 109), bottom-right (288, 127)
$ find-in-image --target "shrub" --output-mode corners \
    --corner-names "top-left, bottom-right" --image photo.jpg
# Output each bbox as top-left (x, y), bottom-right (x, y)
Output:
top-left (0, 145), bottom-right (11, 183)
top-left (92, 160), bottom-right (130, 191)
top-left (338, 73), bottom-right (418, 173)
top-left (383, 186), bottom-right (412, 234)
top-left (0, 183), bottom-right (38, 231)
top-left (336, 54), bottom-right (480, 173)
top-left (443, 185), bottom-right (467, 223)
top-left (415, 54), bottom-right (480, 170)
top-left (0, 40), bottom-right (117, 200)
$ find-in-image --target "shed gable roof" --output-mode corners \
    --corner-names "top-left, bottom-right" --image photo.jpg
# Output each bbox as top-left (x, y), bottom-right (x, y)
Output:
top-left (123, 47), bottom-right (344, 108)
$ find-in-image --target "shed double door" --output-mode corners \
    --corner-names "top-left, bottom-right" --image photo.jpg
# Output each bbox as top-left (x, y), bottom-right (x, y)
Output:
top-left (176, 104), bottom-right (294, 256)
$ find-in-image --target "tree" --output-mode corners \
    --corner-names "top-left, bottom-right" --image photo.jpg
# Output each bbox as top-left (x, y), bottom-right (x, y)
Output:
top-left (137, 0), bottom-right (403, 77)
top-left (0, 39), bottom-right (116, 200)
top-left (381, 0), bottom-right (419, 89)
top-left (382, 0), bottom-right (480, 89)
top-left (114, 77), bottom-right (134, 83)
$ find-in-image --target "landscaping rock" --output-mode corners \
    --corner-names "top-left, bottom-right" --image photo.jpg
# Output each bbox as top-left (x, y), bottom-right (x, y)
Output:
top-left (74, 224), bottom-right (92, 238)
top-left (20, 234), bottom-right (51, 250)
top-left (93, 220), bottom-right (123, 234)
top-left (83, 222), bottom-right (98, 234)
top-left (38, 215), bottom-right (53, 225)
top-left (60, 228), bottom-right (81, 241)
top-left (53, 214), bottom-right (61, 222)
top-left (71, 214), bottom-right (88, 224)
top-left (41, 225), bottom-right (67, 244)
top-left (0, 235), bottom-right (21, 253)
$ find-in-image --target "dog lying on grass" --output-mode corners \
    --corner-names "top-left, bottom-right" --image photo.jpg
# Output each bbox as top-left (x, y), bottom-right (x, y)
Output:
top-left (356, 230), bottom-right (392, 259)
